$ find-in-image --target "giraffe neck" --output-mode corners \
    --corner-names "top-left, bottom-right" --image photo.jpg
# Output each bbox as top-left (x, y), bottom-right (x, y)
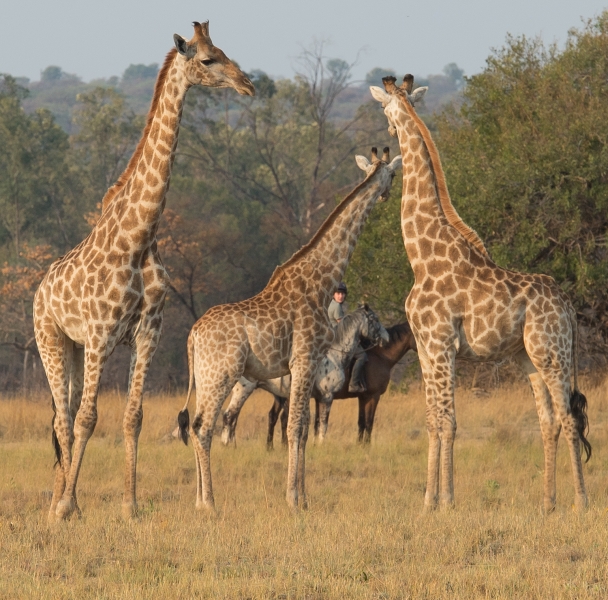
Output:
top-left (390, 96), bottom-right (489, 276)
top-left (100, 49), bottom-right (190, 248)
top-left (268, 165), bottom-right (389, 308)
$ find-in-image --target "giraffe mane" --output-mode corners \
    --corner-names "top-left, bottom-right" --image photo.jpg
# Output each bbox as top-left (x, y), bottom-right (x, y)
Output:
top-left (100, 48), bottom-right (178, 212)
top-left (267, 162), bottom-right (384, 285)
top-left (397, 94), bottom-right (490, 258)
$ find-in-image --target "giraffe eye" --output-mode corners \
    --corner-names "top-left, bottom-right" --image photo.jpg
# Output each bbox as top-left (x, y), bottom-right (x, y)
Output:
top-left (201, 58), bottom-right (216, 67)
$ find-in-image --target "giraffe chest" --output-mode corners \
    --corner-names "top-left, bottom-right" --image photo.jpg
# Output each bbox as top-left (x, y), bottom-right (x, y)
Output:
top-left (46, 251), bottom-right (169, 346)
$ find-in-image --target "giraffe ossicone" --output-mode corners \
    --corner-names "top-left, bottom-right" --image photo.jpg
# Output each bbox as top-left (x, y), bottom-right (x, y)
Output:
top-left (177, 148), bottom-right (401, 512)
top-left (372, 73), bottom-right (590, 513)
top-left (34, 21), bottom-right (254, 523)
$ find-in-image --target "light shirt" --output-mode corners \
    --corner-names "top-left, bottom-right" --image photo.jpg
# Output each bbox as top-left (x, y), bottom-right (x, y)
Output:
top-left (328, 299), bottom-right (346, 327)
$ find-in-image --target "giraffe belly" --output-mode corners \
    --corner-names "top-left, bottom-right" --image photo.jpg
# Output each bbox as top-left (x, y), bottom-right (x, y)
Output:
top-left (456, 324), bottom-right (525, 362)
top-left (244, 350), bottom-right (290, 381)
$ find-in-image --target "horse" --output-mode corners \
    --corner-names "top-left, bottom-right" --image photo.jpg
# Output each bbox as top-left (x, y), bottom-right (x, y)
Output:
top-left (220, 305), bottom-right (389, 447)
top-left (267, 322), bottom-right (417, 446)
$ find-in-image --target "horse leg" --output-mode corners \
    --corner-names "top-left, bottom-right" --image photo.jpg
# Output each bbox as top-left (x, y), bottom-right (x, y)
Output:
top-left (280, 398), bottom-right (289, 446)
top-left (364, 394), bottom-right (381, 444)
top-left (315, 399), bottom-right (332, 443)
top-left (267, 394), bottom-right (283, 450)
top-left (358, 396), bottom-right (367, 443)
top-left (221, 378), bottom-right (257, 446)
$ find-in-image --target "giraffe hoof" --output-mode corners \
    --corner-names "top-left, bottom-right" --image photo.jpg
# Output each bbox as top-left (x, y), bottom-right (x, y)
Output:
top-left (121, 502), bottom-right (138, 520)
top-left (195, 500), bottom-right (216, 513)
top-left (286, 492), bottom-right (298, 509)
top-left (55, 497), bottom-right (76, 520)
top-left (573, 496), bottom-right (588, 513)
top-left (47, 508), bottom-right (60, 526)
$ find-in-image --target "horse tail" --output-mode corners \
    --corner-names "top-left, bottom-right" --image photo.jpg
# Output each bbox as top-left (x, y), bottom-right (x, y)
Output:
top-left (570, 310), bottom-right (591, 462)
top-left (178, 333), bottom-right (195, 446)
top-left (50, 396), bottom-right (62, 468)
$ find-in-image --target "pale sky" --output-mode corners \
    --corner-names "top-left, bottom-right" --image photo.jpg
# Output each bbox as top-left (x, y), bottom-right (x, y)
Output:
top-left (1, 0), bottom-right (607, 83)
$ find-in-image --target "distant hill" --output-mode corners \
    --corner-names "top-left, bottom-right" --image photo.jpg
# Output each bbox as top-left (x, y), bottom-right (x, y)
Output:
top-left (18, 62), bottom-right (465, 133)
top-left (20, 63), bottom-right (159, 133)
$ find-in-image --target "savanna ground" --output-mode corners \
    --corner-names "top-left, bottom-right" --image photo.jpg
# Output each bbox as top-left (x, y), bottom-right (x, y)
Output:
top-left (0, 375), bottom-right (607, 599)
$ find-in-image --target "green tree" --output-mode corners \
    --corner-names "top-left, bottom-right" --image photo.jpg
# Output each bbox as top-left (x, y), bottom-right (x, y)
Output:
top-left (436, 15), bottom-right (608, 349)
top-left (0, 75), bottom-right (71, 256)
top-left (345, 179), bottom-right (413, 324)
top-left (69, 87), bottom-right (145, 216)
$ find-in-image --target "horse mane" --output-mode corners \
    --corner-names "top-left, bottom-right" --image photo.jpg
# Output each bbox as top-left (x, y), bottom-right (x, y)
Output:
top-left (386, 322), bottom-right (411, 345)
top-left (331, 309), bottom-right (364, 351)
top-left (398, 94), bottom-right (490, 258)
top-left (266, 162), bottom-right (383, 286)
top-left (100, 48), bottom-right (178, 212)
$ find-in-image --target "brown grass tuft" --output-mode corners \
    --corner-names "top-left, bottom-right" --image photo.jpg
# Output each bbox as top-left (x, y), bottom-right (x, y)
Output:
top-left (0, 378), bottom-right (607, 598)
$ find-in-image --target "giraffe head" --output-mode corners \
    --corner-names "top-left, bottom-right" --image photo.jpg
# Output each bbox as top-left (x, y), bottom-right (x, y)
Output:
top-left (369, 75), bottom-right (427, 137)
top-left (355, 146), bottom-right (402, 200)
top-left (173, 21), bottom-right (255, 95)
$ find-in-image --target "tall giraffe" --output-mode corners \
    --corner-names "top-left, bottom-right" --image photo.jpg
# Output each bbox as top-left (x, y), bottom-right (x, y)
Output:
top-left (178, 148), bottom-right (401, 510)
top-left (370, 76), bottom-right (590, 513)
top-left (34, 21), bottom-right (254, 522)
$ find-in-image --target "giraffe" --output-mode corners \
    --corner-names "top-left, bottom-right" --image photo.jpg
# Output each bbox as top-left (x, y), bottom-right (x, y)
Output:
top-left (33, 21), bottom-right (254, 523)
top-left (370, 75), bottom-right (591, 513)
top-left (177, 148), bottom-right (401, 510)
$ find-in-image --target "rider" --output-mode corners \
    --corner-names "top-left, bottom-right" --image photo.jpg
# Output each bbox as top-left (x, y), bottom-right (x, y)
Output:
top-left (328, 282), bottom-right (367, 393)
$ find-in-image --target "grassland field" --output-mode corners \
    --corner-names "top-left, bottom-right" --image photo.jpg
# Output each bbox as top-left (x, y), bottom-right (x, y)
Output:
top-left (0, 377), bottom-right (607, 599)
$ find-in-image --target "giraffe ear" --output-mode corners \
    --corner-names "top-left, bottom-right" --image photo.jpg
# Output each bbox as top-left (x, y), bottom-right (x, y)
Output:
top-left (388, 156), bottom-right (402, 172)
top-left (369, 86), bottom-right (392, 106)
top-left (409, 86), bottom-right (428, 105)
top-left (355, 155), bottom-right (371, 172)
top-left (174, 34), bottom-right (196, 59)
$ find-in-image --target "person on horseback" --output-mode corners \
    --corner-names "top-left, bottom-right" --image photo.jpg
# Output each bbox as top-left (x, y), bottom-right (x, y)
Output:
top-left (328, 282), bottom-right (368, 393)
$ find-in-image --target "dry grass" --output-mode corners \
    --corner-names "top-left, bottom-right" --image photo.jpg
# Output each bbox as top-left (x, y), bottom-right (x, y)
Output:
top-left (1, 378), bottom-right (608, 599)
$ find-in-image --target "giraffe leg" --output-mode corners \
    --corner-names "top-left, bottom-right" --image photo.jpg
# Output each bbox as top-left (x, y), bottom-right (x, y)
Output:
top-left (122, 328), bottom-right (161, 519)
top-left (515, 350), bottom-right (560, 513)
top-left (67, 345), bottom-right (85, 518)
top-left (531, 373), bottom-right (560, 513)
top-left (542, 372), bottom-right (587, 511)
top-left (56, 346), bottom-right (106, 520)
top-left (437, 364), bottom-right (457, 510)
top-left (297, 397), bottom-right (310, 509)
top-left (418, 346), bottom-right (440, 510)
top-left (190, 384), bottom-right (234, 511)
top-left (34, 316), bottom-right (74, 525)
top-left (285, 362), bottom-right (316, 509)
top-left (220, 378), bottom-right (257, 446)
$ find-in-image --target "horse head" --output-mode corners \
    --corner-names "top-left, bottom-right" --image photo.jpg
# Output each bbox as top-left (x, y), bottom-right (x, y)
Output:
top-left (359, 304), bottom-right (390, 348)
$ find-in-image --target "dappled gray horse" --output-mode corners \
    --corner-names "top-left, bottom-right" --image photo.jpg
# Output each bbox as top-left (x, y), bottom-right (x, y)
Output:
top-left (220, 305), bottom-right (389, 446)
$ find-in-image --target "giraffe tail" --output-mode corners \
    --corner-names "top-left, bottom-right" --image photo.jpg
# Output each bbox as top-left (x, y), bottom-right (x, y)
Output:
top-left (177, 332), bottom-right (195, 446)
top-left (51, 396), bottom-right (62, 467)
top-left (570, 309), bottom-right (591, 462)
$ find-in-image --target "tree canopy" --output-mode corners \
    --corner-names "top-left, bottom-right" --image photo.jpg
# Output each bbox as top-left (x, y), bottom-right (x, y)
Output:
top-left (436, 14), bottom-right (608, 355)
